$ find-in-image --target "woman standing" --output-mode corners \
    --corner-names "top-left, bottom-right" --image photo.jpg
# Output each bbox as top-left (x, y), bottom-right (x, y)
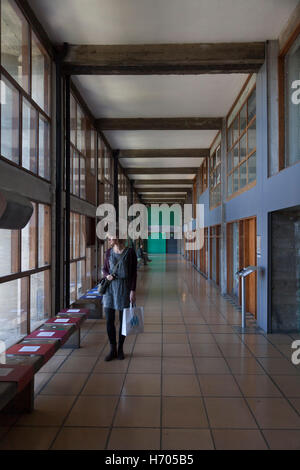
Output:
top-left (102, 234), bottom-right (137, 361)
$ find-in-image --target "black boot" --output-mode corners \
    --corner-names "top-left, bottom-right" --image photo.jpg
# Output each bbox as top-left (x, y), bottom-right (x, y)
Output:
top-left (117, 343), bottom-right (125, 360)
top-left (105, 344), bottom-right (117, 361)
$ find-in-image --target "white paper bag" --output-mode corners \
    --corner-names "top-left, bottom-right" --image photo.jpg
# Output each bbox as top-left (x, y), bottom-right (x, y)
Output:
top-left (122, 304), bottom-right (144, 336)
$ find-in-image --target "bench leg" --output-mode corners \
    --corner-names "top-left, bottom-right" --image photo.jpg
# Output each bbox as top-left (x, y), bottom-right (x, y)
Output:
top-left (1, 379), bottom-right (34, 414)
top-left (61, 328), bottom-right (81, 349)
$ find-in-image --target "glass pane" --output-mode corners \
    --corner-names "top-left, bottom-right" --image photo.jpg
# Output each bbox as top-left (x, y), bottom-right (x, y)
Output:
top-left (30, 269), bottom-right (51, 330)
top-left (240, 160), bottom-right (247, 189)
top-left (86, 247), bottom-right (92, 290)
top-left (22, 98), bottom-right (37, 173)
top-left (285, 35), bottom-right (300, 167)
top-left (239, 131), bottom-right (247, 161)
top-left (248, 152), bottom-right (256, 183)
top-left (39, 116), bottom-right (50, 180)
top-left (1, 77), bottom-right (19, 163)
top-left (70, 262), bottom-right (76, 303)
top-left (240, 102), bottom-right (247, 132)
top-left (73, 151), bottom-right (80, 196)
top-left (80, 156), bottom-right (86, 199)
top-left (80, 216), bottom-right (86, 258)
top-left (1, 0), bottom-right (29, 91)
top-left (227, 149), bottom-right (232, 172)
top-left (0, 229), bottom-right (19, 276)
top-left (77, 260), bottom-right (85, 298)
top-left (233, 116), bottom-right (239, 143)
top-left (233, 143), bottom-right (239, 167)
top-left (74, 214), bottom-right (80, 259)
top-left (233, 168), bottom-right (239, 193)
top-left (227, 174), bottom-right (233, 196)
top-left (98, 136), bottom-right (104, 181)
top-left (77, 106), bottom-right (85, 155)
top-left (227, 125), bottom-right (232, 150)
top-left (38, 204), bottom-right (51, 267)
top-left (90, 129), bottom-right (96, 176)
top-left (247, 118), bottom-right (256, 155)
top-left (70, 94), bottom-right (76, 146)
top-left (248, 88), bottom-right (256, 122)
top-left (0, 277), bottom-right (28, 345)
top-left (21, 202), bottom-right (36, 271)
top-left (32, 33), bottom-right (51, 114)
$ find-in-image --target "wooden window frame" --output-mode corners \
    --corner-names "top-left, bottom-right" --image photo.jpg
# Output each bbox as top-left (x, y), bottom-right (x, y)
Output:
top-left (226, 83), bottom-right (257, 201)
top-left (209, 143), bottom-right (222, 210)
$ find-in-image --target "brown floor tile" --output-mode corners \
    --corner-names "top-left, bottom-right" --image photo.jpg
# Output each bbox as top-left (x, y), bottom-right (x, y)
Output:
top-left (217, 343), bottom-right (252, 357)
top-left (213, 429), bottom-right (267, 450)
top-left (204, 397), bottom-right (258, 429)
top-left (162, 397), bottom-right (208, 428)
top-left (34, 372), bottom-right (53, 394)
top-left (114, 396), bottom-right (160, 427)
top-left (133, 343), bottom-right (162, 357)
top-left (39, 355), bottom-right (67, 373)
top-left (128, 357), bottom-right (161, 374)
top-left (247, 344), bottom-right (281, 357)
top-left (162, 374), bottom-right (201, 396)
top-left (94, 357), bottom-right (130, 373)
top-left (162, 428), bottom-right (214, 450)
top-left (194, 357), bottom-right (231, 374)
top-left (162, 357), bottom-right (196, 374)
top-left (16, 395), bottom-right (76, 426)
top-left (263, 430), bottom-right (300, 450)
top-left (40, 373), bottom-right (88, 395)
top-left (143, 324), bottom-right (162, 333)
top-left (163, 343), bottom-right (192, 357)
top-left (213, 334), bottom-right (242, 344)
top-left (82, 373), bottom-right (125, 395)
top-left (51, 427), bottom-right (109, 450)
top-left (235, 374), bottom-right (282, 397)
top-left (136, 333), bottom-right (162, 344)
top-left (208, 325), bottom-right (234, 333)
top-left (185, 325), bottom-right (211, 333)
top-left (122, 374), bottom-right (161, 396)
top-left (163, 333), bottom-right (189, 344)
top-left (163, 324), bottom-right (187, 333)
top-left (198, 374), bottom-right (241, 397)
top-left (57, 355), bottom-right (97, 374)
top-left (108, 428), bottom-right (160, 450)
top-left (272, 375), bottom-right (300, 397)
top-left (0, 426), bottom-right (59, 450)
top-left (188, 333), bottom-right (216, 344)
top-left (246, 397), bottom-right (300, 428)
top-left (226, 357), bottom-right (266, 375)
top-left (190, 343), bottom-right (222, 357)
top-left (289, 398), bottom-right (300, 414)
top-left (65, 396), bottom-right (118, 427)
top-left (257, 357), bottom-right (299, 375)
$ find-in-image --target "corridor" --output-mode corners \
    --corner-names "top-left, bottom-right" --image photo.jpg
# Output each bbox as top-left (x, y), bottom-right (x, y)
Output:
top-left (1, 255), bottom-right (300, 450)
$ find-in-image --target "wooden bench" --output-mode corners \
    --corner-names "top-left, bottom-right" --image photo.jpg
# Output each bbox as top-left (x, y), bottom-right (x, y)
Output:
top-left (0, 307), bottom-right (89, 414)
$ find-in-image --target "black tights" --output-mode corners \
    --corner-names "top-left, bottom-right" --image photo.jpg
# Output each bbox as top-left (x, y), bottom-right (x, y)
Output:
top-left (104, 308), bottom-right (125, 346)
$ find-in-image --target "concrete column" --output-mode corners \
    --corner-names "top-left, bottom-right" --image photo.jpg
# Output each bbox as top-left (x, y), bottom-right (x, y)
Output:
top-left (220, 118), bottom-right (227, 295)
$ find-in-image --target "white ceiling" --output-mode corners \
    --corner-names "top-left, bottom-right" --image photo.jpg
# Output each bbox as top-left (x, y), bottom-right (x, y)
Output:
top-left (29, 0), bottom-right (298, 44)
top-left (120, 157), bottom-right (204, 168)
top-left (72, 74), bottom-right (249, 118)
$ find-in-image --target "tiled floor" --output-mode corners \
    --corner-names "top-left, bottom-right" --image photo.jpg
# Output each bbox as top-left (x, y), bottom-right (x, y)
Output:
top-left (1, 254), bottom-right (300, 450)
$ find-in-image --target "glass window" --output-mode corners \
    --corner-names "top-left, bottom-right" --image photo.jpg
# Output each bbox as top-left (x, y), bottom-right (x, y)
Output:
top-left (1, 0), bottom-right (29, 91)
top-left (73, 150), bottom-right (80, 197)
top-left (0, 277), bottom-right (28, 345)
top-left (248, 152), bottom-right (256, 184)
top-left (0, 229), bottom-right (19, 276)
top-left (240, 102), bottom-right (247, 133)
top-left (70, 262), bottom-right (76, 303)
top-left (77, 105), bottom-right (85, 155)
top-left (38, 204), bottom-right (51, 267)
top-left (247, 119), bottom-right (256, 155)
top-left (39, 116), bottom-right (50, 180)
top-left (80, 216), bottom-right (86, 258)
top-left (76, 259), bottom-right (85, 298)
top-left (1, 77), bottom-right (19, 163)
top-left (21, 202), bottom-right (36, 271)
top-left (30, 269), bottom-right (50, 330)
top-left (239, 132), bottom-right (247, 161)
top-left (248, 89), bottom-right (256, 122)
top-left (80, 156), bottom-right (86, 199)
top-left (31, 33), bottom-right (51, 114)
top-left (22, 98), bottom-right (37, 173)
top-left (240, 160), bottom-right (247, 189)
top-left (285, 34), bottom-right (300, 167)
top-left (70, 94), bottom-right (76, 146)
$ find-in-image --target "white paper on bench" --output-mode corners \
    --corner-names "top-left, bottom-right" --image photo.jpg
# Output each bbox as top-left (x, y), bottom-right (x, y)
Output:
top-left (0, 368), bottom-right (14, 376)
top-left (67, 309), bottom-right (80, 312)
top-left (86, 295), bottom-right (96, 298)
top-left (37, 332), bottom-right (55, 337)
top-left (54, 319), bottom-right (70, 323)
top-left (19, 346), bottom-right (40, 352)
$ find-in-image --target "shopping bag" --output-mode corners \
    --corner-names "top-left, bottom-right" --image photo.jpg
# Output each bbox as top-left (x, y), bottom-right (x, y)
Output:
top-left (122, 303), bottom-right (144, 336)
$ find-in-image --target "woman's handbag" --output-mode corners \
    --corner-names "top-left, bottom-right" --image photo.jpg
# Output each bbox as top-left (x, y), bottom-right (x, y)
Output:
top-left (98, 248), bottom-right (129, 295)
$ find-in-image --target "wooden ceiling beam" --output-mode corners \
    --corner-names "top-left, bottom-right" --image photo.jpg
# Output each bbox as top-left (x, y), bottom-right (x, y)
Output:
top-left (61, 42), bottom-right (265, 75)
top-left (96, 117), bottom-right (222, 131)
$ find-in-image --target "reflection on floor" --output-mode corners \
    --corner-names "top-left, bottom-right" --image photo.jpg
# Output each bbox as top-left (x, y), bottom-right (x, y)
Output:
top-left (1, 255), bottom-right (300, 450)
